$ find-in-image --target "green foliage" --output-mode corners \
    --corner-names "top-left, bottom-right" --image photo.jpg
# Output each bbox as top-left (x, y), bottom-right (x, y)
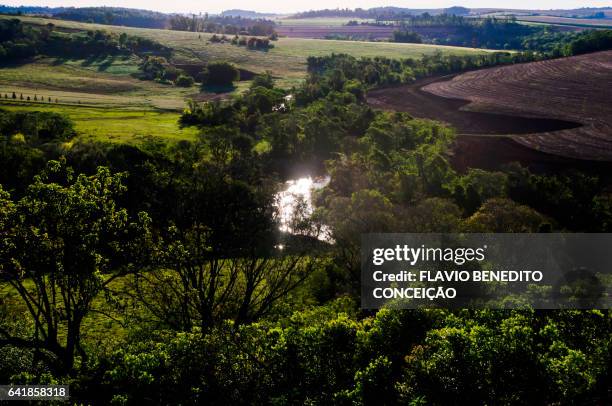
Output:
top-left (0, 109), bottom-right (76, 143)
top-left (138, 56), bottom-right (170, 81)
top-left (37, 307), bottom-right (605, 405)
top-left (523, 28), bottom-right (612, 56)
top-left (453, 168), bottom-right (508, 214)
top-left (169, 14), bottom-right (276, 37)
top-left (0, 19), bottom-right (170, 61)
top-left (201, 61), bottom-right (240, 87)
top-left (392, 30), bottom-right (422, 43)
top-left (305, 51), bottom-right (537, 90)
top-left (0, 160), bottom-right (152, 372)
top-left (462, 198), bottom-right (550, 232)
top-left (54, 7), bottom-right (169, 29)
top-left (251, 71), bottom-right (275, 89)
top-left (174, 74), bottom-right (195, 87)
top-left (505, 163), bottom-right (607, 230)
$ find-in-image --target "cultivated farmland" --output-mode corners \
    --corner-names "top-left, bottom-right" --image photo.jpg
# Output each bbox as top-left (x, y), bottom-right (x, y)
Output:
top-left (368, 51), bottom-right (612, 164)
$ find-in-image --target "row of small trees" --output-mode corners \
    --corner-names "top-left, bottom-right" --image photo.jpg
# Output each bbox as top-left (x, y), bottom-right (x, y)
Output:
top-left (3, 92), bottom-right (58, 103)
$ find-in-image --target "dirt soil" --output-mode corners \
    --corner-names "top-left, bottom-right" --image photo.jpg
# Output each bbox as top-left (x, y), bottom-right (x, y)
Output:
top-left (367, 51), bottom-right (612, 170)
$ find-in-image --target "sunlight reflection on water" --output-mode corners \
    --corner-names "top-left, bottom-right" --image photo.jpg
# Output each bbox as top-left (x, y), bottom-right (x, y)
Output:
top-left (275, 175), bottom-right (330, 241)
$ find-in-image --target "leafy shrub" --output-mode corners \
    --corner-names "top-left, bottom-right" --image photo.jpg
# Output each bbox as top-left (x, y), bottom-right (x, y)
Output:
top-left (175, 74), bottom-right (194, 87)
top-left (201, 61), bottom-right (240, 87)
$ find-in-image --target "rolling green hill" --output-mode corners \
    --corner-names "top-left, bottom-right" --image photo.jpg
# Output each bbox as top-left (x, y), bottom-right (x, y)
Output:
top-left (1, 14), bottom-right (491, 86)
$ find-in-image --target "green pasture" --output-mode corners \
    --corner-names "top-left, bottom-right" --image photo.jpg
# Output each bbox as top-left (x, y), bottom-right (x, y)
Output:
top-left (0, 57), bottom-right (211, 110)
top-left (0, 101), bottom-right (199, 144)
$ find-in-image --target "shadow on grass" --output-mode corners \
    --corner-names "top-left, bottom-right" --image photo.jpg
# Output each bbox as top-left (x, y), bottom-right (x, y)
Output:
top-left (97, 56), bottom-right (117, 72)
top-left (51, 57), bottom-right (68, 66)
top-left (80, 54), bottom-right (117, 71)
top-left (201, 84), bottom-right (237, 94)
top-left (0, 57), bottom-right (37, 69)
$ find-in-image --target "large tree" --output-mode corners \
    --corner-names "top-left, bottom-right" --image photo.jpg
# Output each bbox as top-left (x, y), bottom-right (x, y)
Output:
top-left (0, 160), bottom-right (152, 373)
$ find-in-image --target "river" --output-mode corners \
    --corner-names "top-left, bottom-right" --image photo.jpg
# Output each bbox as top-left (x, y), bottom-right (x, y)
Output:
top-left (274, 175), bottom-right (331, 241)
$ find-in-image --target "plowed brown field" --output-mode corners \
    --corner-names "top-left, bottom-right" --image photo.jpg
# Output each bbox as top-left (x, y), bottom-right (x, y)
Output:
top-left (368, 51), bottom-right (612, 167)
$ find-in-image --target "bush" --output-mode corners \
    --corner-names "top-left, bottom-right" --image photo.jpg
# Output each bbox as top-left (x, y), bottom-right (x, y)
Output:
top-left (250, 71), bottom-right (274, 89)
top-left (201, 62), bottom-right (240, 87)
top-left (175, 74), bottom-right (194, 87)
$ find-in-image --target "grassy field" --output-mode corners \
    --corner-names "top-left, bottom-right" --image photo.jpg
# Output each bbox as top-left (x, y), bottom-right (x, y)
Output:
top-left (0, 57), bottom-right (210, 110)
top-left (0, 101), bottom-right (198, 144)
top-left (0, 273), bottom-right (141, 348)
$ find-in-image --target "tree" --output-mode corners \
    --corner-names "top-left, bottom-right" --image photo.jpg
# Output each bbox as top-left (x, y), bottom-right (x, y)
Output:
top-left (319, 189), bottom-right (396, 292)
top-left (201, 61), bottom-right (240, 87)
top-left (250, 71), bottom-right (274, 89)
top-left (0, 161), bottom-right (152, 373)
top-left (139, 56), bottom-right (168, 81)
top-left (463, 198), bottom-right (549, 232)
top-left (403, 197), bottom-right (462, 232)
top-left (175, 74), bottom-right (194, 87)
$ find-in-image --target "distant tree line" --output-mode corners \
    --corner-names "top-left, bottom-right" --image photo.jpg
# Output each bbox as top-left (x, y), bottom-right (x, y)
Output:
top-left (386, 16), bottom-right (538, 49)
top-left (290, 7), bottom-right (439, 20)
top-left (0, 19), bottom-right (170, 61)
top-left (357, 12), bottom-right (612, 52)
top-left (54, 7), bottom-right (169, 28)
top-left (305, 52), bottom-right (541, 89)
top-left (396, 12), bottom-right (474, 27)
top-left (0, 6), bottom-right (169, 29)
top-left (169, 14), bottom-right (276, 36)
